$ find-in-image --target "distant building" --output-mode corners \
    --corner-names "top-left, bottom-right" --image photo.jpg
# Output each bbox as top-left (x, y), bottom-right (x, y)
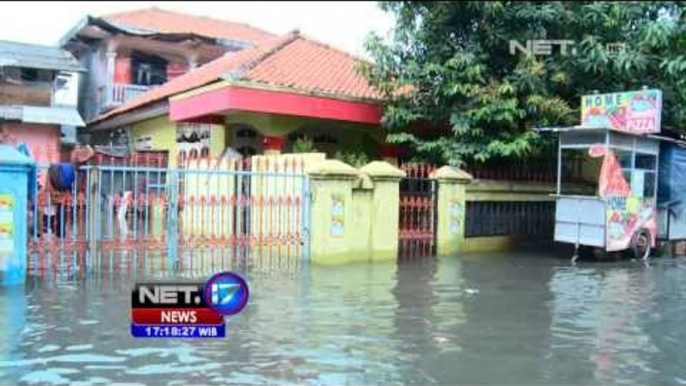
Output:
top-left (59, 8), bottom-right (393, 162)
top-left (59, 7), bottom-right (276, 129)
top-left (89, 30), bottom-right (388, 162)
top-left (0, 40), bottom-right (84, 163)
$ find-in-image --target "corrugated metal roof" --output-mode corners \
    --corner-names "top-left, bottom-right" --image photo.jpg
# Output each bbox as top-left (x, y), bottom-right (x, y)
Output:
top-left (0, 105), bottom-right (22, 121)
top-left (0, 40), bottom-right (84, 72)
top-left (0, 105), bottom-right (85, 126)
top-left (22, 106), bottom-right (85, 126)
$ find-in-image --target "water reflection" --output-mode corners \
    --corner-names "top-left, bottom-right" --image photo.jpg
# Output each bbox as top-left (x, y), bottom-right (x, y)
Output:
top-left (0, 252), bottom-right (685, 385)
top-left (392, 257), bottom-right (464, 383)
top-left (0, 285), bottom-right (26, 382)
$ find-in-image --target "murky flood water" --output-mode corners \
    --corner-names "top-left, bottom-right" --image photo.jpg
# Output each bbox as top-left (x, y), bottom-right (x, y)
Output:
top-left (1, 251), bottom-right (686, 385)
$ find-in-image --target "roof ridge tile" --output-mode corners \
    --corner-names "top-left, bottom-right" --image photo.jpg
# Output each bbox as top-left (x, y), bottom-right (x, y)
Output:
top-left (99, 7), bottom-right (277, 43)
top-left (227, 32), bottom-right (301, 80)
top-left (293, 31), bottom-right (371, 66)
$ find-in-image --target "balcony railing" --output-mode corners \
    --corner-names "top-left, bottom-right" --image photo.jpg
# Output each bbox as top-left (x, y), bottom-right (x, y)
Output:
top-left (99, 83), bottom-right (151, 112)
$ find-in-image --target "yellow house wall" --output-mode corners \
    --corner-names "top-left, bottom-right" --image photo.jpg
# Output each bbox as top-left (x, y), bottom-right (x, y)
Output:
top-left (130, 115), bottom-right (226, 166)
top-left (128, 112), bottom-right (383, 165)
top-left (225, 111), bottom-right (382, 156)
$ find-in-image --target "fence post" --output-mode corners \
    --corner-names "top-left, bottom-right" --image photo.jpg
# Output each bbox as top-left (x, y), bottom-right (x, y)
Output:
top-left (358, 161), bottom-right (405, 262)
top-left (86, 166), bottom-right (99, 266)
top-left (431, 166), bottom-right (473, 257)
top-left (166, 169), bottom-right (180, 268)
top-left (306, 160), bottom-right (359, 264)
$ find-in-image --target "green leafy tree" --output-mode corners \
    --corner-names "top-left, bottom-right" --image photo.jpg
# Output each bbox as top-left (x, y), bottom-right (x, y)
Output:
top-left (291, 136), bottom-right (316, 153)
top-left (363, 2), bottom-right (686, 166)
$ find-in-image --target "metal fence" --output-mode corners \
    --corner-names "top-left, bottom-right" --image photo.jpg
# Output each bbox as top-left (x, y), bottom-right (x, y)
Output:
top-left (464, 201), bottom-right (555, 238)
top-left (27, 152), bottom-right (311, 277)
top-left (398, 163), bottom-right (438, 259)
top-left (465, 160), bottom-right (557, 182)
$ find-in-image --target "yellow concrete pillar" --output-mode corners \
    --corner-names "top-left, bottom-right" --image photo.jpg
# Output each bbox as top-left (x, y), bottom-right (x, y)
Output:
top-left (431, 166), bottom-right (473, 257)
top-left (358, 161), bottom-right (406, 262)
top-left (382, 157), bottom-right (398, 166)
top-left (307, 160), bottom-right (359, 264)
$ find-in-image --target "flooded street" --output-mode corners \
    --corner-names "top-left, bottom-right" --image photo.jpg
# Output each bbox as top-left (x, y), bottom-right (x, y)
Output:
top-left (0, 251), bottom-right (685, 385)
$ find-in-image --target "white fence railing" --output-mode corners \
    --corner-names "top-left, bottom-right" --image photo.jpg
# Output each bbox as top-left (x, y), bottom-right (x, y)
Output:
top-left (99, 83), bottom-right (151, 111)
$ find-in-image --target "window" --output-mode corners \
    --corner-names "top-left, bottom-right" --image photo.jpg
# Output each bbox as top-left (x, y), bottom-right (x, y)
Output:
top-left (630, 170), bottom-right (656, 198)
top-left (20, 68), bottom-right (38, 82)
top-left (131, 51), bottom-right (167, 86)
top-left (236, 128), bottom-right (257, 138)
top-left (635, 153), bottom-right (657, 170)
top-left (177, 123), bottom-right (211, 161)
top-left (615, 149), bottom-right (633, 169)
top-left (632, 153), bottom-right (657, 198)
top-left (230, 124), bottom-right (261, 156)
top-left (559, 148), bottom-right (600, 195)
top-left (313, 134), bottom-right (338, 144)
top-left (643, 171), bottom-right (656, 198)
top-left (615, 149), bottom-right (633, 190)
top-left (136, 63), bottom-right (152, 86)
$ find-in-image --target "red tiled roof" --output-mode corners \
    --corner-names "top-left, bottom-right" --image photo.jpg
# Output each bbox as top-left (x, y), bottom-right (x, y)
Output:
top-left (94, 33), bottom-right (298, 122)
top-left (243, 36), bottom-right (379, 100)
top-left (94, 31), bottom-right (381, 123)
top-left (102, 7), bottom-right (276, 45)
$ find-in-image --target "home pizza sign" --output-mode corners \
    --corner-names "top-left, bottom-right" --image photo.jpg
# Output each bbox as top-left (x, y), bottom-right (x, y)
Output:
top-left (581, 89), bottom-right (662, 134)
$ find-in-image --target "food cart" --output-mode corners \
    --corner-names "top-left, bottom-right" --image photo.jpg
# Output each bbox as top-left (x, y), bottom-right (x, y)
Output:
top-left (540, 88), bottom-right (672, 261)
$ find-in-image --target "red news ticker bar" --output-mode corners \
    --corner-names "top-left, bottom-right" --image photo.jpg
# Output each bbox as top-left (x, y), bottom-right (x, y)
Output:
top-left (131, 308), bottom-right (224, 325)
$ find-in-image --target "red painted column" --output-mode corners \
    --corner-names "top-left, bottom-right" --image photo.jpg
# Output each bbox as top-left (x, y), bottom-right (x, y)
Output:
top-left (263, 135), bottom-right (286, 156)
top-left (114, 56), bottom-right (132, 84)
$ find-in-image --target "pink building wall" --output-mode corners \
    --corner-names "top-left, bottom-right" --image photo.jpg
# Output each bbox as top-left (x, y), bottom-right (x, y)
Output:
top-left (3, 123), bottom-right (61, 164)
top-left (3, 123), bottom-right (61, 188)
top-left (2, 123), bottom-right (61, 186)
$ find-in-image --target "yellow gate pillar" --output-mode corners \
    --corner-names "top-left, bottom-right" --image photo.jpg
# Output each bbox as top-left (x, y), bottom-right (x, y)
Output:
top-left (359, 161), bottom-right (406, 262)
top-left (431, 166), bottom-right (473, 256)
top-left (307, 160), bottom-right (359, 264)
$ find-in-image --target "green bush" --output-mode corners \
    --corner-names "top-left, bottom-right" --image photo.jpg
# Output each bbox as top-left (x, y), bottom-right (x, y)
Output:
top-left (334, 150), bottom-right (369, 167)
top-left (291, 136), bottom-right (316, 153)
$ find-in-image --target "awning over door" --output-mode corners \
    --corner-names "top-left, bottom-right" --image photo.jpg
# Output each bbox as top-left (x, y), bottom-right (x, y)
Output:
top-left (0, 105), bottom-right (85, 127)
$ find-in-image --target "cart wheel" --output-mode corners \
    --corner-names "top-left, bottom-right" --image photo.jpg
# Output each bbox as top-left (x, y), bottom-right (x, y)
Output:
top-left (631, 229), bottom-right (652, 260)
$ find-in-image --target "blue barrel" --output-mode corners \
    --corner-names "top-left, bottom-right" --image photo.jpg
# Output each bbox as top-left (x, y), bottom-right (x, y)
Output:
top-left (0, 145), bottom-right (35, 285)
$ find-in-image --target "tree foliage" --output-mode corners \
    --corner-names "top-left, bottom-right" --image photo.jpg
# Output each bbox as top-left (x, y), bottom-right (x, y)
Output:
top-left (362, 2), bottom-right (686, 166)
